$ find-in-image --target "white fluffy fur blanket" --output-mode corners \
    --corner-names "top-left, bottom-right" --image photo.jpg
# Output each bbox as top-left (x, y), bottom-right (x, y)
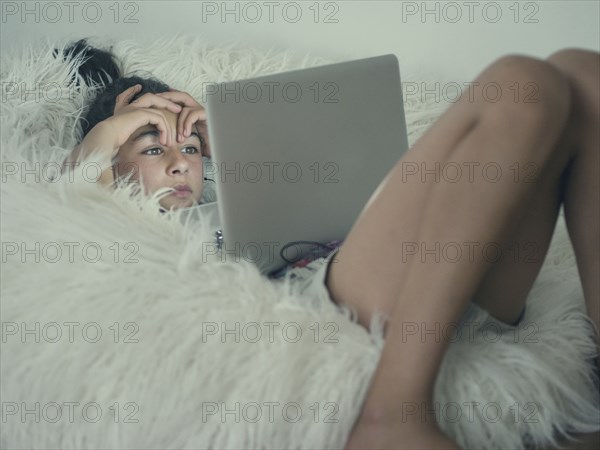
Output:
top-left (1, 35), bottom-right (599, 449)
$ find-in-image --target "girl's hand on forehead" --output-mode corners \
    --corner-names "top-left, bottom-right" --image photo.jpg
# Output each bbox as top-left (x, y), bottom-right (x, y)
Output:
top-left (114, 84), bottom-right (183, 115)
top-left (115, 85), bottom-right (210, 156)
top-left (107, 85), bottom-right (194, 152)
top-left (102, 97), bottom-right (181, 156)
top-left (67, 85), bottom-right (190, 187)
top-left (156, 88), bottom-right (210, 156)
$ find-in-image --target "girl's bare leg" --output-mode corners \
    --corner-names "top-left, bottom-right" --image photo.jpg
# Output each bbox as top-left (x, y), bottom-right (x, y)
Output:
top-left (461, 47), bottom-right (600, 377)
top-left (325, 53), bottom-right (588, 449)
top-left (540, 48), bottom-right (600, 450)
top-left (546, 49), bottom-right (600, 348)
top-left (474, 47), bottom-right (600, 450)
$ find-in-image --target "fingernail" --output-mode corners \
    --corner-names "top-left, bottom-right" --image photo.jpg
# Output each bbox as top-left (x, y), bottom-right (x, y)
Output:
top-left (177, 133), bottom-right (182, 142)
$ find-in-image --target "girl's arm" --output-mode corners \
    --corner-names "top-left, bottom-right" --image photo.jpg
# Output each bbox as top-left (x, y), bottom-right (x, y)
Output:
top-left (61, 121), bottom-right (119, 186)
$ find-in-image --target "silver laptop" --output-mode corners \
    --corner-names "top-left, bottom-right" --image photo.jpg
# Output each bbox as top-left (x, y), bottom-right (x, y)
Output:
top-left (200, 54), bottom-right (409, 275)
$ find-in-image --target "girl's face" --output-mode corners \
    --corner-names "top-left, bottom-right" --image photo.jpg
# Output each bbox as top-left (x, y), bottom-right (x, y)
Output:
top-left (113, 110), bottom-right (205, 210)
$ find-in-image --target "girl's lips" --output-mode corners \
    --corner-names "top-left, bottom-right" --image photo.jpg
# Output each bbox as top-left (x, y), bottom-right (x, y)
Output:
top-left (172, 185), bottom-right (192, 197)
top-left (173, 190), bottom-right (191, 198)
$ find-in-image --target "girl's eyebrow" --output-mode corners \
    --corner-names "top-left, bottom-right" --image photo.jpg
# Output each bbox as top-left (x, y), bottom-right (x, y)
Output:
top-left (132, 129), bottom-right (159, 142)
top-left (133, 128), bottom-right (203, 143)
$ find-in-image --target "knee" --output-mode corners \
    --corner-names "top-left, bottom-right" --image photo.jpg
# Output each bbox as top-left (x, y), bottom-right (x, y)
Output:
top-left (547, 47), bottom-right (600, 73)
top-left (481, 54), bottom-right (572, 132)
top-left (547, 48), bottom-right (600, 108)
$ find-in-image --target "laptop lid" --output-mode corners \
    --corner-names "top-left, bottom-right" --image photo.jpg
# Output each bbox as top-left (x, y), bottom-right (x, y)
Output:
top-left (205, 54), bottom-right (409, 274)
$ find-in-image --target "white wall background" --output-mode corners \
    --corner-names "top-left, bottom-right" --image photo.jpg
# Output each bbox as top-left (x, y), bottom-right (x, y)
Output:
top-left (2, 0), bottom-right (599, 82)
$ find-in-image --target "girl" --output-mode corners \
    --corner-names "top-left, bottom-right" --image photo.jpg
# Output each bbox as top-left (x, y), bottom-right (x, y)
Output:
top-left (62, 40), bottom-right (210, 210)
top-left (62, 39), bottom-right (599, 449)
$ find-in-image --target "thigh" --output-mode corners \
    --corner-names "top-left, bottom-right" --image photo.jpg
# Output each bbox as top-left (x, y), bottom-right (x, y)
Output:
top-left (468, 118), bottom-right (576, 324)
top-left (324, 98), bottom-right (480, 329)
top-left (326, 131), bottom-right (573, 328)
top-left (472, 50), bottom-right (597, 325)
top-left (324, 56), bottom-right (573, 329)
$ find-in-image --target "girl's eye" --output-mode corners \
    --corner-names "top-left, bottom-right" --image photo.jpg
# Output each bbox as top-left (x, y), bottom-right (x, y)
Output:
top-left (143, 147), bottom-right (163, 155)
top-left (142, 146), bottom-right (200, 156)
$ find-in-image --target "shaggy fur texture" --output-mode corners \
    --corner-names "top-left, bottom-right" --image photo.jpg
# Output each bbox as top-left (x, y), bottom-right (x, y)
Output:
top-left (1, 34), bottom-right (599, 449)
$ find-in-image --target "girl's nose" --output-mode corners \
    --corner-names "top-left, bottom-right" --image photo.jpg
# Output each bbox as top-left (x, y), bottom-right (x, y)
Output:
top-left (166, 149), bottom-right (189, 174)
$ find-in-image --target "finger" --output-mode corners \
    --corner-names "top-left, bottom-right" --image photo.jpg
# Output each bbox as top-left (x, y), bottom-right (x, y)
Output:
top-left (117, 84), bottom-right (141, 102)
top-left (175, 108), bottom-right (189, 142)
top-left (160, 110), bottom-right (174, 147)
top-left (182, 110), bottom-right (207, 139)
top-left (178, 107), bottom-right (194, 141)
top-left (114, 84), bottom-right (142, 113)
top-left (144, 109), bottom-right (172, 146)
top-left (175, 108), bottom-right (203, 142)
top-left (156, 90), bottom-right (201, 108)
top-left (130, 93), bottom-right (183, 114)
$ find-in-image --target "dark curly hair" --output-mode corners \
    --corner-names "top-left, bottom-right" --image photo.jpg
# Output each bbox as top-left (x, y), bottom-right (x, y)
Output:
top-left (56, 38), bottom-right (171, 140)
